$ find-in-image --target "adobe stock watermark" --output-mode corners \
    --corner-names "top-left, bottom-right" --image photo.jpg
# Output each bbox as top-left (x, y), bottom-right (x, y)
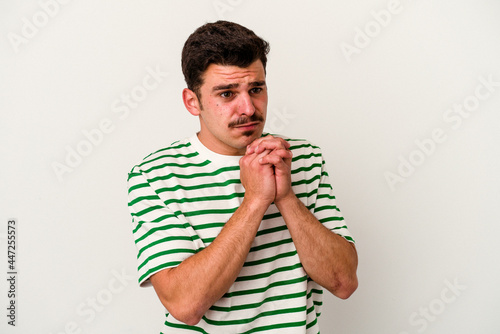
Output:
top-left (213, 0), bottom-right (243, 19)
top-left (47, 267), bottom-right (135, 334)
top-left (340, 0), bottom-right (406, 63)
top-left (7, 0), bottom-right (72, 54)
top-left (385, 74), bottom-right (499, 191)
top-left (399, 278), bottom-right (466, 334)
top-left (265, 106), bottom-right (296, 134)
top-left (51, 65), bottom-right (169, 182)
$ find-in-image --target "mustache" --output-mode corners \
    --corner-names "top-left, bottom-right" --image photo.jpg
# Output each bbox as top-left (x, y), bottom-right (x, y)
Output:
top-left (228, 114), bottom-right (264, 128)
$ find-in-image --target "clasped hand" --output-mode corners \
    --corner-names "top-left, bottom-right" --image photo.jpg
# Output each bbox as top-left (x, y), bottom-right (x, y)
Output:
top-left (239, 135), bottom-right (293, 205)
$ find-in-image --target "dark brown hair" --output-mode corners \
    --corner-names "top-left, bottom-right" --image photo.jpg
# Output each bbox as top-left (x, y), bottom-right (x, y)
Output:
top-left (181, 21), bottom-right (270, 98)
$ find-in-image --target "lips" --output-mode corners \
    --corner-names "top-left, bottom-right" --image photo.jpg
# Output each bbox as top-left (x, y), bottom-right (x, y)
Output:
top-left (232, 121), bottom-right (260, 130)
top-left (234, 121), bottom-right (260, 128)
top-left (228, 114), bottom-right (264, 129)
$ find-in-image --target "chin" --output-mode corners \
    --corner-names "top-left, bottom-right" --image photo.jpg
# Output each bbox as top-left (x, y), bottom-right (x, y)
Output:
top-left (241, 130), bottom-right (262, 144)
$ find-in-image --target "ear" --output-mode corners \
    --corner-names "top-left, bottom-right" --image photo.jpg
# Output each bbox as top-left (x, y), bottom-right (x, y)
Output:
top-left (183, 88), bottom-right (201, 116)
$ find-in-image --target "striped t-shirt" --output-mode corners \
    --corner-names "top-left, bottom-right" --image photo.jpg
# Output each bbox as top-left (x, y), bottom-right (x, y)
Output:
top-left (127, 134), bottom-right (354, 333)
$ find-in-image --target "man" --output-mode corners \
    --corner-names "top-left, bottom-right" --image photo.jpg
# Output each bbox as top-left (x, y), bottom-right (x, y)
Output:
top-left (127, 20), bottom-right (358, 333)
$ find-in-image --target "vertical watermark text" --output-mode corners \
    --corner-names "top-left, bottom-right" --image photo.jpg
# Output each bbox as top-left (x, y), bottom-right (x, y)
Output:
top-left (6, 219), bottom-right (18, 326)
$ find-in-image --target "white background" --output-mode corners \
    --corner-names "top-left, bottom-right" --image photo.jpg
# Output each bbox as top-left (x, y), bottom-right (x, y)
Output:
top-left (1, 0), bottom-right (500, 333)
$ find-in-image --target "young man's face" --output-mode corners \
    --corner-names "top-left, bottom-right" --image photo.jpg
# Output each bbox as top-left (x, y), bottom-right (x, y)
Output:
top-left (192, 59), bottom-right (268, 155)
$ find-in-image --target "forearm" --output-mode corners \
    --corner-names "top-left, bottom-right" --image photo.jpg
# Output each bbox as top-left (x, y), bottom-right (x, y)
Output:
top-left (275, 194), bottom-right (358, 299)
top-left (150, 197), bottom-right (269, 325)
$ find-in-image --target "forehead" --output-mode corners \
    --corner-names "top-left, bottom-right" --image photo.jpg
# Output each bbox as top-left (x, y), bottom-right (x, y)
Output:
top-left (201, 60), bottom-right (266, 88)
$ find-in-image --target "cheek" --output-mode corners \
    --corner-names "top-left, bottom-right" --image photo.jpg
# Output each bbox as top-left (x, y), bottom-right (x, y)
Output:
top-left (256, 94), bottom-right (268, 107)
top-left (255, 99), bottom-right (268, 115)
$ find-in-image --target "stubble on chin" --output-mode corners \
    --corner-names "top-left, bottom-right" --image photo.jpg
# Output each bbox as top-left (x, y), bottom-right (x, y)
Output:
top-left (241, 130), bottom-right (256, 137)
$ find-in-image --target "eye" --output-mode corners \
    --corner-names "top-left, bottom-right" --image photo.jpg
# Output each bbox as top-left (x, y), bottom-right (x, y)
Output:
top-left (250, 87), bottom-right (263, 94)
top-left (220, 91), bottom-right (233, 98)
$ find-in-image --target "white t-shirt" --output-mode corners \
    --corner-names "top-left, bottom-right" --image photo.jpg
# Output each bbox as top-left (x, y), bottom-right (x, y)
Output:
top-left (127, 134), bottom-right (354, 333)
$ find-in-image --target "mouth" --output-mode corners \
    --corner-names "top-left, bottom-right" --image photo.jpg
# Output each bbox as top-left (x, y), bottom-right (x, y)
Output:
top-left (232, 121), bottom-right (261, 131)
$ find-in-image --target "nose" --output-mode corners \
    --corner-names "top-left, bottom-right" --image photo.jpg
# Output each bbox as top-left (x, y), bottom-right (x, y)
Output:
top-left (237, 92), bottom-right (256, 116)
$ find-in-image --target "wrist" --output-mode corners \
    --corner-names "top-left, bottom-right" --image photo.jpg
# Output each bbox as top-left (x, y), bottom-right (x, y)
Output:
top-left (274, 191), bottom-right (299, 211)
top-left (241, 195), bottom-right (272, 216)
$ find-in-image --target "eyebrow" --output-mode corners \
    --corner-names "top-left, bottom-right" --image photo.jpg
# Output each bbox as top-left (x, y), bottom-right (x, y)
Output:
top-left (212, 81), bottom-right (266, 92)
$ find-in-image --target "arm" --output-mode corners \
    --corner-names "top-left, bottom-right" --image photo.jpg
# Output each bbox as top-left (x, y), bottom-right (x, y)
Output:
top-left (149, 149), bottom-right (276, 325)
top-left (275, 194), bottom-right (358, 299)
top-left (248, 136), bottom-right (358, 299)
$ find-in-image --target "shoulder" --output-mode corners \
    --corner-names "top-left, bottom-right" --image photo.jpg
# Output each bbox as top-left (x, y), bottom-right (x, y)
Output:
top-left (128, 137), bottom-right (196, 176)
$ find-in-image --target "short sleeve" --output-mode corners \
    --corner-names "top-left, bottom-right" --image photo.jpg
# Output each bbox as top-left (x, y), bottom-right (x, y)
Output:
top-left (127, 166), bottom-right (200, 287)
top-left (313, 156), bottom-right (355, 244)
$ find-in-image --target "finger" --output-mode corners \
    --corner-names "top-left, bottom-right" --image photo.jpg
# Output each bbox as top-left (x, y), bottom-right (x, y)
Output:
top-left (253, 138), bottom-right (290, 155)
top-left (246, 135), bottom-right (272, 155)
top-left (259, 148), bottom-right (292, 163)
top-left (259, 153), bottom-right (282, 165)
top-left (246, 135), bottom-right (290, 154)
top-left (259, 148), bottom-right (293, 165)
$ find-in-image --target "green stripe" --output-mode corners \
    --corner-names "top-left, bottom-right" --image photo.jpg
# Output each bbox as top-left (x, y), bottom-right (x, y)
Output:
top-left (157, 179), bottom-right (241, 194)
top-left (183, 207), bottom-right (238, 218)
top-left (164, 192), bottom-right (244, 207)
top-left (138, 248), bottom-right (196, 271)
top-left (296, 188), bottom-right (318, 201)
top-left (127, 181), bottom-right (150, 192)
top-left (292, 152), bottom-right (322, 162)
top-left (224, 276), bottom-right (307, 298)
top-left (132, 212), bottom-right (179, 234)
top-left (249, 238), bottom-right (293, 253)
top-left (127, 171), bottom-right (142, 180)
top-left (306, 314), bottom-right (318, 329)
top-left (132, 205), bottom-right (165, 217)
top-left (314, 204), bottom-right (340, 213)
top-left (202, 306), bottom-right (306, 326)
top-left (343, 235), bottom-right (355, 242)
top-left (141, 151), bottom-right (199, 167)
top-left (138, 261), bottom-right (182, 283)
top-left (163, 320), bottom-right (208, 334)
top-left (255, 224), bottom-right (288, 237)
top-left (241, 320), bottom-right (307, 334)
top-left (137, 235), bottom-right (194, 258)
top-left (236, 262), bottom-right (303, 282)
top-left (289, 143), bottom-right (319, 150)
top-left (292, 174), bottom-right (320, 187)
top-left (142, 159), bottom-right (211, 174)
top-left (128, 195), bottom-right (160, 207)
top-left (317, 193), bottom-right (336, 200)
top-left (134, 223), bottom-right (186, 244)
top-left (210, 291), bottom-right (306, 312)
top-left (149, 165), bottom-right (240, 183)
top-left (319, 216), bottom-right (345, 224)
top-left (201, 237), bottom-right (216, 244)
top-left (145, 141), bottom-right (191, 158)
top-left (262, 211), bottom-right (283, 220)
top-left (291, 163), bottom-right (322, 174)
top-left (244, 250), bottom-right (297, 267)
top-left (192, 222), bottom-right (225, 231)
top-left (163, 319), bottom-right (307, 334)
